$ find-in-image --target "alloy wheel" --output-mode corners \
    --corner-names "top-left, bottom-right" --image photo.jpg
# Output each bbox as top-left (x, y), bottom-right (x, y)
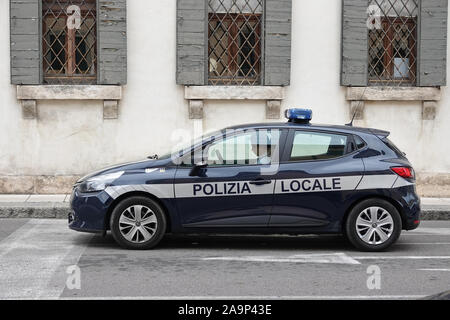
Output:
top-left (356, 206), bottom-right (394, 245)
top-left (119, 205), bottom-right (158, 243)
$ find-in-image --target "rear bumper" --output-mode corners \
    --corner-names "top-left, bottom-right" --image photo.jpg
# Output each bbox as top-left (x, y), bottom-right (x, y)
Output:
top-left (395, 185), bottom-right (421, 231)
top-left (404, 214), bottom-right (421, 230)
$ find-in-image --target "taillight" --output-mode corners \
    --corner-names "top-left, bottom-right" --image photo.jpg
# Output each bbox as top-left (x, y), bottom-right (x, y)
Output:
top-left (391, 167), bottom-right (414, 179)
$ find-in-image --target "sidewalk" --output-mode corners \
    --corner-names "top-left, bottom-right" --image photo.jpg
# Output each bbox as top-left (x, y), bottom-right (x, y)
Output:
top-left (0, 194), bottom-right (70, 219)
top-left (0, 195), bottom-right (449, 220)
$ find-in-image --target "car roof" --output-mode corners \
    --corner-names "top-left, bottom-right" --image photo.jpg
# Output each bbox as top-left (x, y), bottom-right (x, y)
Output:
top-left (226, 122), bottom-right (390, 137)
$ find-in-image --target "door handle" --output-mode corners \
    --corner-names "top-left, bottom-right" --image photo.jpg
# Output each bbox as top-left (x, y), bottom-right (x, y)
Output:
top-left (249, 179), bottom-right (272, 186)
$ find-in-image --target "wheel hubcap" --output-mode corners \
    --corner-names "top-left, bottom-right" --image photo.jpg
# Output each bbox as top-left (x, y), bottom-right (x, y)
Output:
top-left (119, 205), bottom-right (157, 243)
top-left (356, 206), bottom-right (394, 245)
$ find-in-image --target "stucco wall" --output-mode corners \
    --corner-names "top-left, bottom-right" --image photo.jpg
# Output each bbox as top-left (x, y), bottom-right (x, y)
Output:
top-left (0, 0), bottom-right (449, 194)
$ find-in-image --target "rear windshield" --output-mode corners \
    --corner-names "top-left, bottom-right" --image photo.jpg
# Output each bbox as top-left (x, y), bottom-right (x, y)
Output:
top-left (382, 137), bottom-right (405, 158)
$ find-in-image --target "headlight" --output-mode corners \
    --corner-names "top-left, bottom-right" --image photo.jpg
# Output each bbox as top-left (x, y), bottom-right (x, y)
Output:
top-left (78, 171), bottom-right (124, 193)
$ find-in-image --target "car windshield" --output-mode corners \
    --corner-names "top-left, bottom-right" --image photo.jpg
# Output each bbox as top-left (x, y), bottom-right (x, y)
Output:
top-left (157, 129), bottom-right (224, 160)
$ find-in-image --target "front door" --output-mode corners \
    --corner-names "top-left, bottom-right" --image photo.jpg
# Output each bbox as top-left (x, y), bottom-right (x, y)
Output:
top-left (174, 128), bottom-right (286, 228)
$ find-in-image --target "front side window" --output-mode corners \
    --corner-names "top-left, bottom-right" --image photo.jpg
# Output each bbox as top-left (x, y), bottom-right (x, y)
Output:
top-left (290, 131), bottom-right (348, 162)
top-left (208, 0), bottom-right (263, 85)
top-left (368, 0), bottom-right (418, 86)
top-left (43, 0), bottom-right (97, 84)
top-left (206, 129), bottom-right (280, 166)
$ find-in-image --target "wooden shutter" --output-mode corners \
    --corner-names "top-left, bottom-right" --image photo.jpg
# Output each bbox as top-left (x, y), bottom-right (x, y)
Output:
top-left (176, 0), bottom-right (207, 85)
top-left (418, 0), bottom-right (448, 87)
top-left (98, 0), bottom-right (127, 85)
top-left (341, 0), bottom-right (368, 87)
top-left (264, 0), bottom-right (292, 86)
top-left (10, 0), bottom-right (40, 85)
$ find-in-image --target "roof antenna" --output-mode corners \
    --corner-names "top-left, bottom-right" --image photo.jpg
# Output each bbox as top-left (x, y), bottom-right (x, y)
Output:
top-left (346, 107), bottom-right (358, 127)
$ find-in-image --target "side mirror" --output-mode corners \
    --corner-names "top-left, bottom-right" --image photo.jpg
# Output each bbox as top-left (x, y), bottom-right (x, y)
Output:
top-left (189, 161), bottom-right (208, 177)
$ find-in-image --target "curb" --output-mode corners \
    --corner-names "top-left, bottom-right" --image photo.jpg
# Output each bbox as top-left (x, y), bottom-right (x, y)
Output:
top-left (0, 203), bottom-right (69, 219)
top-left (421, 209), bottom-right (450, 221)
top-left (0, 204), bottom-right (449, 220)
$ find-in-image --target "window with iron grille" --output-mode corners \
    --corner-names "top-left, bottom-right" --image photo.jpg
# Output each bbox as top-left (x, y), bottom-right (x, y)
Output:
top-left (42, 0), bottom-right (97, 84)
top-left (368, 0), bottom-right (418, 86)
top-left (208, 0), bottom-right (263, 86)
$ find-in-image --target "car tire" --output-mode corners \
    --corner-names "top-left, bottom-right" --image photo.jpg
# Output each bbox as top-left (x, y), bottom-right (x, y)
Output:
top-left (345, 198), bottom-right (402, 252)
top-left (110, 196), bottom-right (166, 250)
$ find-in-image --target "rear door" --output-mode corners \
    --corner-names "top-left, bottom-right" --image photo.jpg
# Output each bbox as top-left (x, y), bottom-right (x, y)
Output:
top-left (269, 129), bottom-right (365, 228)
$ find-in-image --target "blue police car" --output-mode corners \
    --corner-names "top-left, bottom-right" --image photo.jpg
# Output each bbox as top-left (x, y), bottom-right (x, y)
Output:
top-left (69, 109), bottom-right (420, 251)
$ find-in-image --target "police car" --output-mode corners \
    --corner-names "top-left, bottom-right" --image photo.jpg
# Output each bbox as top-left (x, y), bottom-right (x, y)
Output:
top-left (69, 109), bottom-right (420, 251)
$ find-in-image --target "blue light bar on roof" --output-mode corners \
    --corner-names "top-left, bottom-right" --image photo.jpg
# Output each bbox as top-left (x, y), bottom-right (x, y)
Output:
top-left (285, 108), bottom-right (313, 123)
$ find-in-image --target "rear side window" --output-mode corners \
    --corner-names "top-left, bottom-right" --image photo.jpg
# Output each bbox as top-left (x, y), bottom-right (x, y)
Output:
top-left (382, 137), bottom-right (405, 157)
top-left (289, 131), bottom-right (348, 161)
top-left (354, 135), bottom-right (366, 149)
top-left (348, 135), bottom-right (366, 152)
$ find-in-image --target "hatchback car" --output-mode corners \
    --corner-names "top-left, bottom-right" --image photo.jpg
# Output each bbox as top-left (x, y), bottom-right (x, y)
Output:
top-left (69, 109), bottom-right (420, 251)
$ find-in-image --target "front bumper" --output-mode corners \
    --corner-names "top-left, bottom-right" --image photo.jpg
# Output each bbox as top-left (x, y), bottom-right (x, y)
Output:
top-left (69, 187), bottom-right (113, 233)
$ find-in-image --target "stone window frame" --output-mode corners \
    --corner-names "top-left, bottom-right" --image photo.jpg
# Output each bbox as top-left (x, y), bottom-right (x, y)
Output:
top-left (42, 0), bottom-right (98, 84)
top-left (17, 85), bottom-right (122, 119)
top-left (367, 0), bottom-right (419, 86)
top-left (177, 0), bottom-right (292, 120)
top-left (185, 86), bottom-right (284, 120)
top-left (10, 0), bottom-right (127, 120)
top-left (207, 1), bottom-right (264, 86)
top-left (346, 87), bottom-right (441, 121)
top-left (341, 0), bottom-right (448, 120)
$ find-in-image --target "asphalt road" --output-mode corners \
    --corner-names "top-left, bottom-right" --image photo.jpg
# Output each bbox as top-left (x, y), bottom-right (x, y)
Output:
top-left (0, 219), bottom-right (449, 300)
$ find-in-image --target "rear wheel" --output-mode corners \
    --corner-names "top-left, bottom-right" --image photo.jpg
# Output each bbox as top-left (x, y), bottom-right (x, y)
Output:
top-left (110, 196), bottom-right (166, 250)
top-left (345, 199), bottom-right (402, 251)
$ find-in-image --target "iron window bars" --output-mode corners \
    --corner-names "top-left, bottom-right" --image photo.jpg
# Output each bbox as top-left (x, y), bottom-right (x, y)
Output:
top-left (208, 0), bottom-right (263, 86)
top-left (42, 0), bottom-right (97, 84)
top-left (368, 0), bottom-right (418, 86)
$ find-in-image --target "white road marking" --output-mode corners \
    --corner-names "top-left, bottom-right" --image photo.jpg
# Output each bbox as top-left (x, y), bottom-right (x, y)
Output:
top-left (0, 220), bottom-right (41, 258)
top-left (418, 269), bottom-right (450, 272)
top-left (0, 219), bottom-right (92, 299)
top-left (405, 228), bottom-right (450, 236)
top-left (202, 253), bottom-right (361, 265)
top-left (396, 242), bottom-right (450, 245)
top-left (353, 256), bottom-right (450, 260)
top-left (42, 295), bottom-right (426, 300)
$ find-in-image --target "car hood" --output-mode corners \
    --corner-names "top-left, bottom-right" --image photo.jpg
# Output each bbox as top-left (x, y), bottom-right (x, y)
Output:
top-left (77, 158), bottom-right (172, 183)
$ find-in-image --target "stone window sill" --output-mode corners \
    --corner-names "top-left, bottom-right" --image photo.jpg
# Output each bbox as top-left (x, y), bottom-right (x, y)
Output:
top-left (345, 87), bottom-right (441, 120)
top-left (16, 85), bottom-right (123, 119)
top-left (346, 87), bottom-right (441, 101)
top-left (185, 86), bottom-right (285, 119)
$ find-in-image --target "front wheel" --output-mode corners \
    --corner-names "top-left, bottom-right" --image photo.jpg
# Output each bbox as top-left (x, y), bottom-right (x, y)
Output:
top-left (345, 199), bottom-right (402, 251)
top-left (110, 196), bottom-right (166, 250)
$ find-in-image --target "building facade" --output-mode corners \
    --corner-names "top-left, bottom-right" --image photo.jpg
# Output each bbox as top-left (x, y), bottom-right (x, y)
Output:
top-left (1, 0), bottom-right (449, 196)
